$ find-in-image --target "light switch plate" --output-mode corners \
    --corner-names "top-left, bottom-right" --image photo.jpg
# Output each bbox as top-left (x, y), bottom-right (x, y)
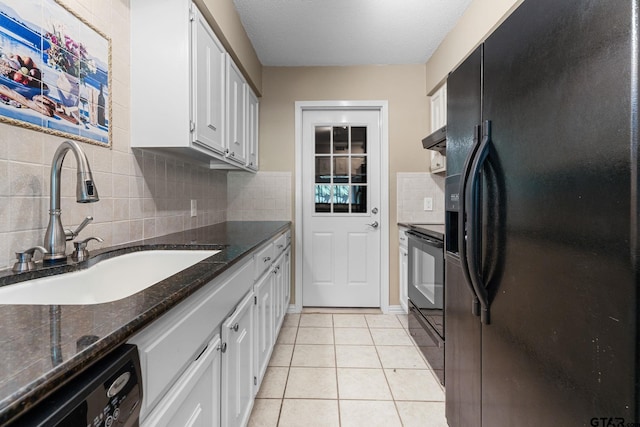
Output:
top-left (424, 197), bottom-right (433, 211)
top-left (191, 199), bottom-right (197, 217)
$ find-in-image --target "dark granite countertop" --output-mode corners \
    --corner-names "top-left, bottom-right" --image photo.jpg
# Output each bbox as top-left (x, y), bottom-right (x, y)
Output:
top-left (0, 220), bottom-right (290, 425)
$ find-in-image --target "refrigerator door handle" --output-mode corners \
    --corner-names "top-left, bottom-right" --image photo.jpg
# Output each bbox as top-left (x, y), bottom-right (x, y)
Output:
top-left (459, 125), bottom-right (482, 317)
top-left (466, 120), bottom-right (493, 324)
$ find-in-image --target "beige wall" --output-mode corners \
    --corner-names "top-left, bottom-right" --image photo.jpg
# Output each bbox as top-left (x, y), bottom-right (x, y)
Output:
top-left (425, 0), bottom-right (523, 95)
top-left (260, 65), bottom-right (430, 306)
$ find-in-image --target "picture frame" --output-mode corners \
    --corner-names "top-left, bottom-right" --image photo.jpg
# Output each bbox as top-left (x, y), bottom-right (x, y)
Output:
top-left (0, 0), bottom-right (111, 147)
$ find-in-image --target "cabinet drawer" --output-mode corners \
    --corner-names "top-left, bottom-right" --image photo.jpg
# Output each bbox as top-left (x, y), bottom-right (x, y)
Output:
top-left (131, 259), bottom-right (254, 418)
top-left (254, 243), bottom-right (274, 279)
top-left (141, 334), bottom-right (221, 427)
top-left (273, 234), bottom-right (287, 258)
top-left (399, 228), bottom-right (408, 249)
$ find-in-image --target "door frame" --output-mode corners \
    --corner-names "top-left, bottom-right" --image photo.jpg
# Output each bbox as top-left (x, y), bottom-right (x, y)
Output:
top-left (294, 100), bottom-right (390, 313)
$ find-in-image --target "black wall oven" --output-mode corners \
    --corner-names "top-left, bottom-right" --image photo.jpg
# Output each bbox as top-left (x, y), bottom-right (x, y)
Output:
top-left (406, 224), bottom-right (445, 385)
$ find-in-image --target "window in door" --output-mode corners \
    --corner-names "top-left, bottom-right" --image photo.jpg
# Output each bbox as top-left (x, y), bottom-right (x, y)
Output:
top-left (314, 125), bottom-right (367, 214)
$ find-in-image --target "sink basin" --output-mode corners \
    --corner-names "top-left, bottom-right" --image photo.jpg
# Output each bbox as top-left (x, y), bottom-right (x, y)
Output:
top-left (0, 250), bottom-right (220, 305)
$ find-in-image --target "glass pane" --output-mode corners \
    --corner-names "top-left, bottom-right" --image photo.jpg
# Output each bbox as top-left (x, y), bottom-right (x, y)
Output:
top-left (351, 127), bottom-right (367, 154)
top-left (315, 157), bottom-right (331, 183)
top-left (352, 185), bottom-right (367, 213)
top-left (351, 156), bottom-right (367, 183)
top-left (333, 185), bottom-right (349, 212)
top-left (315, 126), bottom-right (331, 154)
top-left (315, 184), bottom-right (331, 212)
top-left (333, 157), bottom-right (349, 183)
top-left (333, 126), bottom-right (348, 153)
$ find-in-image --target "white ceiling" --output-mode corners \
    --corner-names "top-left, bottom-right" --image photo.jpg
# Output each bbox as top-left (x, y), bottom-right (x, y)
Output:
top-left (232, 0), bottom-right (472, 67)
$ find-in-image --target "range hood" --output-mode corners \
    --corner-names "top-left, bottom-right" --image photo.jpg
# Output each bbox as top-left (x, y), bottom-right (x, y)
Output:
top-left (422, 125), bottom-right (446, 154)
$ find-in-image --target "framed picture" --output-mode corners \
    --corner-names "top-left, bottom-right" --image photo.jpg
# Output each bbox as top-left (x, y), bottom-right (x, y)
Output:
top-left (0, 0), bottom-right (111, 146)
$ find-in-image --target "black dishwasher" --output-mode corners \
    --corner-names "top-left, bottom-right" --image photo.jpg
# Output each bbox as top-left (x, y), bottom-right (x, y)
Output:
top-left (9, 344), bottom-right (142, 427)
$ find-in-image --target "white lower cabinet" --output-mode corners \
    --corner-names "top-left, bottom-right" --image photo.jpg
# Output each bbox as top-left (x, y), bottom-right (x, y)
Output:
top-left (221, 291), bottom-right (255, 427)
top-left (130, 230), bottom-right (291, 427)
top-left (141, 334), bottom-right (221, 427)
top-left (399, 227), bottom-right (409, 313)
top-left (282, 249), bottom-right (291, 313)
top-left (254, 269), bottom-right (274, 392)
top-left (273, 253), bottom-right (286, 331)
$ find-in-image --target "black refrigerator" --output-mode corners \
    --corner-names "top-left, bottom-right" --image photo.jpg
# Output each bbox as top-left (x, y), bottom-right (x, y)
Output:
top-left (444, 0), bottom-right (639, 426)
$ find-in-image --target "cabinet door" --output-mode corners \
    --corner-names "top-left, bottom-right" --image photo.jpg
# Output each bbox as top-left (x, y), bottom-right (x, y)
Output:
top-left (273, 256), bottom-right (285, 332)
top-left (399, 245), bottom-right (408, 313)
top-left (222, 291), bottom-right (254, 427)
top-left (282, 249), bottom-right (291, 311)
top-left (246, 89), bottom-right (259, 170)
top-left (192, 6), bottom-right (226, 154)
top-left (226, 61), bottom-right (247, 164)
top-left (142, 334), bottom-right (221, 427)
top-left (430, 83), bottom-right (447, 173)
top-left (254, 272), bottom-right (273, 392)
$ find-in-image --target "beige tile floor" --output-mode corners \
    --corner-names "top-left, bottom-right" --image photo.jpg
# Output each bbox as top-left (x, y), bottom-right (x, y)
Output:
top-left (248, 310), bottom-right (448, 427)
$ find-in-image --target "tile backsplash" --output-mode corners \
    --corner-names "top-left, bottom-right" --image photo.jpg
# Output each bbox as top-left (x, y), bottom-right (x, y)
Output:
top-left (227, 171), bottom-right (292, 221)
top-left (0, 129), bottom-right (229, 269)
top-left (397, 172), bottom-right (445, 223)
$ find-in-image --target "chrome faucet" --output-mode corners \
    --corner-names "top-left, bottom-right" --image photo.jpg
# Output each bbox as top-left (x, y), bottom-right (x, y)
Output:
top-left (43, 140), bottom-right (99, 263)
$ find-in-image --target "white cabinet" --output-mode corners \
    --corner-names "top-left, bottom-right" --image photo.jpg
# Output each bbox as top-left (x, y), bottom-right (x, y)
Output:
top-left (246, 89), bottom-right (259, 170)
top-left (429, 83), bottom-right (447, 174)
top-left (141, 335), bottom-right (221, 427)
top-left (399, 227), bottom-right (409, 313)
top-left (193, 6), bottom-right (226, 155)
top-left (273, 253), bottom-right (286, 331)
top-left (130, 259), bottom-right (253, 422)
top-left (282, 249), bottom-right (291, 311)
top-left (131, 0), bottom-right (259, 172)
top-left (221, 291), bottom-right (255, 427)
top-left (253, 270), bottom-right (274, 392)
top-left (130, 228), bottom-right (290, 427)
top-left (226, 61), bottom-right (247, 165)
top-left (252, 232), bottom-right (291, 395)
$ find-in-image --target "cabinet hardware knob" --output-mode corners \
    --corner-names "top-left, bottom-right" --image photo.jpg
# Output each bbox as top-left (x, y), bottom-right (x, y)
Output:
top-left (232, 323), bottom-right (239, 332)
top-left (220, 342), bottom-right (227, 353)
top-left (264, 256), bottom-right (271, 263)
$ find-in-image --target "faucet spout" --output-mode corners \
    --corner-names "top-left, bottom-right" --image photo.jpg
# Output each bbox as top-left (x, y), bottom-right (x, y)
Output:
top-left (44, 141), bottom-right (99, 263)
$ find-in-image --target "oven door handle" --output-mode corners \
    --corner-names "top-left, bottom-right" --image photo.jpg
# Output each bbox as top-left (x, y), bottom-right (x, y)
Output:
top-left (406, 231), bottom-right (444, 249)
top-left (465, 120), bottom-right (492, 325)
top-left (459, 124), bottom-right (482, 317)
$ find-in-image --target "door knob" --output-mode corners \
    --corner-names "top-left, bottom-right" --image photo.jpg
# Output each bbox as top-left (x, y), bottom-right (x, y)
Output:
top-left (372, 207), bottom-right (378, 214)
top-left (367, 221), bottom-right (379, 228)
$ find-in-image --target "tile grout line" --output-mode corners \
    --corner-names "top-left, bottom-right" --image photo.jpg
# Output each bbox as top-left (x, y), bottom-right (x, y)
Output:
top-left (332, 314), bottom-right (343, 427)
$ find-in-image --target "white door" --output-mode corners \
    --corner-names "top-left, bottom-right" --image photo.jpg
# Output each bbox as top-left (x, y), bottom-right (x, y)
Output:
top-left (302, 109), bottom-right (381, 307)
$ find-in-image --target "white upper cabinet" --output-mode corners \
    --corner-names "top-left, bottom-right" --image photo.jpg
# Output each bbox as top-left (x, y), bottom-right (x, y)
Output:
top-left (131, 0), bottom-right (258, 172)
top-left (192, 6), bottom-right (226, 155)
top-left (226, 61), bottom-right (247, 165)
top-left (429, 83), bottom-right (447, 174)
top-left (246, 89), bottom-right (259, 170)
